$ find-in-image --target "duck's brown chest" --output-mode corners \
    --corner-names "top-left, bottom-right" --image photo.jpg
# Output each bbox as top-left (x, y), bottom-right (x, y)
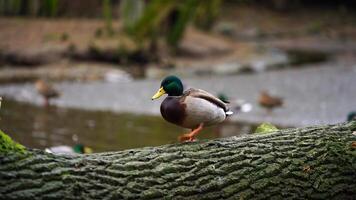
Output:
top-left (160, 97), bottom-right (186, 126)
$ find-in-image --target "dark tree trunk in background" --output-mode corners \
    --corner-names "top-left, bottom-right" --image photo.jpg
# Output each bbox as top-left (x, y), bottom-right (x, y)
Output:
top-left (1, 122), bottom-right (356, 199)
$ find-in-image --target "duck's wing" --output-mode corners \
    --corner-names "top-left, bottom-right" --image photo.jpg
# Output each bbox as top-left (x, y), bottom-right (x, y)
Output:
top-left (183, 88), bottom-right (229, 112)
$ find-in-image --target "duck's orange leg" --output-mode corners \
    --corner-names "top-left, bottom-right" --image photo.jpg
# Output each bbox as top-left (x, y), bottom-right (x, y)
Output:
top-left (179, 123), bottom-right (204, 142)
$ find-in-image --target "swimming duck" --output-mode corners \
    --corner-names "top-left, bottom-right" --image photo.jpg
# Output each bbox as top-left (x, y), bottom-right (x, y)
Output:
top-left (35, 79), bottom-right (60, 107)
top-left (152, 76), bottom-right (233, 142)
top-left (347, 111), bottom-right (356, 122)
top-left (258, 90), bottom-right (283, 112)
top-left (45, 144), bottom-right (93, 155)
top-left (217, 93), bottom-right (253, 113)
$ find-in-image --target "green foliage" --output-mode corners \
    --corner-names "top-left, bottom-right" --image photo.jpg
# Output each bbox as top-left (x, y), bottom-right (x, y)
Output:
top-left (255, 123), bottom-right (279, 135)
top-left (166, 0), bottom-right (198, 49)
top-left (42, 0), bottom-right (58, 17)
top-left (194, 0), bottom-right (222, 30)
top-left (9, 0), bottom-right (21, 15)
top-left (0, 1), bottom-right (4, 14)
top-left (120, 0), bottom-right (145, 31)
top-left (0, 0), bottom-right (21, 15)
top-left (0, 0), bottom-right (58, 16)
top-left (126, 0), bottom-right (175, 45)
top-left (103, 0), bottom-right (114, 36)
top-left (0, 130), bottom-right (26, 154)
top-left (122, 0), bottom-right (222, 52)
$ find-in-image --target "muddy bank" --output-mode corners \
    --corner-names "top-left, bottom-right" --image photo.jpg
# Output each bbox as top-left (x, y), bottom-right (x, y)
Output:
top-left (0, 18), bottom-right (339, 83)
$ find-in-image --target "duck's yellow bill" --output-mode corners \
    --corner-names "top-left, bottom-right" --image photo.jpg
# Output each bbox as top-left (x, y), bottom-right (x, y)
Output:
top-left (84, 147), bottom-right (93, 154)
top-left (152, 87), bottom-right (166, 100)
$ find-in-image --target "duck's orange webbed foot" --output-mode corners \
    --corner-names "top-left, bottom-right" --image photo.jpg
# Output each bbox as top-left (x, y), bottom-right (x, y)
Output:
top-left (179, 123), bottom-right (204, 142)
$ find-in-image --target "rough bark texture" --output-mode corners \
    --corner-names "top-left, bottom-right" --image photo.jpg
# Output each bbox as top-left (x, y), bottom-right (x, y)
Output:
top-left (1, 122), bottom-right (356, 200)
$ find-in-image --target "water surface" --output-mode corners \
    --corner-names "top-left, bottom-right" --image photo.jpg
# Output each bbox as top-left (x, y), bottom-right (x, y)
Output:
top-left (0, 99), bottom-right (254, 152)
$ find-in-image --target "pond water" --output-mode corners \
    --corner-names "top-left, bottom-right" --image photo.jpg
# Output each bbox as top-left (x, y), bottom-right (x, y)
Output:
top-left (0, 99), bottom-right (256, 152)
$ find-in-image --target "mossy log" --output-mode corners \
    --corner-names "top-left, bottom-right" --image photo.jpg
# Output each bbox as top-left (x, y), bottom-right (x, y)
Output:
top-left (1, 122), bottom-right (356, 199)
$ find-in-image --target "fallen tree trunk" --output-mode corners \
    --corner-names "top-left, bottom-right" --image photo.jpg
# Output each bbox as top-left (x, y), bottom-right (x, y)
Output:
top-left (1, 122), bottom-right (356, 199)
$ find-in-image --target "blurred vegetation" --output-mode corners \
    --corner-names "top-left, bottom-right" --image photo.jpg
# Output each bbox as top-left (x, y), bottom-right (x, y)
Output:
top-left (1, 0), bottom-right (354, 62)
top-left (103, 0), bottom-right (114, 36)
top-left (122, 0), bottom-right (222, 53)
top-left (194, 0), bottom-right (221, 30)
top-left (120, 0), bottom-right (144, 32)
top-left (0, 130), bottom-right (26, 154)
top-left (0, 0), bottom-right (354, 17)
top-left (254, 123), bottom-right (279, 135)
top-left (0, 0), bottom-right (58, 17)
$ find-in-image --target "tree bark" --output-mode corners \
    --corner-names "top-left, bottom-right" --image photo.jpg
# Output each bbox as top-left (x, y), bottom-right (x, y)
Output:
top-left (1, 122), bottom-right (356, 199)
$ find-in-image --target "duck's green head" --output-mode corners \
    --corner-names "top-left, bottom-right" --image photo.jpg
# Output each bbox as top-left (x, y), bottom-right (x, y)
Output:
top-left (73, 144), bottom-right (93, 154)
top-left (152, 75), bottom-right (183, 100)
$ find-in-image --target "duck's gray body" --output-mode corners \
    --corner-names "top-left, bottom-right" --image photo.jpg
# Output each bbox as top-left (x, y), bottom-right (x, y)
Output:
top-left (160, 88), bottom-right (232, 129)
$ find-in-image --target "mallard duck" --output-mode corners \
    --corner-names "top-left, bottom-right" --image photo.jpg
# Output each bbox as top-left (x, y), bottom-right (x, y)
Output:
top-left (258, 90), bottom-right (283, 112)
top-left (35, 79), bottom-right (60, 107)
top-left (152, 75), bottom-right (233, 142)
top-left (347, 112), bottom-right (356, 122)
top-left (217, 93), bottom-right (253, 113)
top-left (45, 144), bottom-right (93, 155)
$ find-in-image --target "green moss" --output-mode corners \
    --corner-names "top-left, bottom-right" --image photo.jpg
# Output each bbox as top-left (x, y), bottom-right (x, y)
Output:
top-left (255, 123), bottom-right (279, 135)
top-left (0, 130), bottom-right (26, 154)
top-left (347, 120), bottom-right (356, 131)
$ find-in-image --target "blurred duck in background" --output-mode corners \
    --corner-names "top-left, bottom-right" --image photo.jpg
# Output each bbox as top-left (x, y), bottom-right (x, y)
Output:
top-left (347, 111), bottom-right (356, 121)
top-left (217, 93), bottom-right (253, 114)
top-left (258, 90), bottom-right (283, 113)
top-left (45, 144), bottom-right (93, 155)
top-left (35, 79), bottom-right (60, 107)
